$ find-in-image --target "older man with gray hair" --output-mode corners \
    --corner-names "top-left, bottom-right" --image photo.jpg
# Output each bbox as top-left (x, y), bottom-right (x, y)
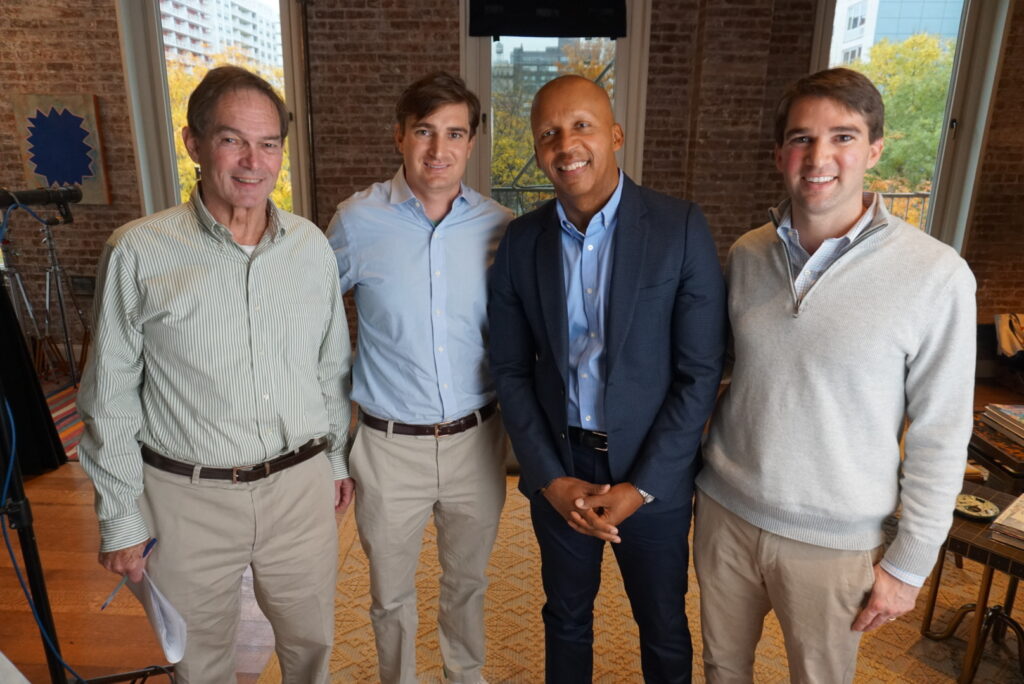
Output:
top-left (79, 65), bottom-right (351, 682)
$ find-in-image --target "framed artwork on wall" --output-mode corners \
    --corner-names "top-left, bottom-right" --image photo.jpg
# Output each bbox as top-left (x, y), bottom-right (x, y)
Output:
top-left (11, 93), bottom-right (110, 205)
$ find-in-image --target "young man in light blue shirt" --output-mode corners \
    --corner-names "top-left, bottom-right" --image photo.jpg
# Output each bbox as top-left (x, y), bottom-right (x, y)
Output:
top-left (326, 72), bottom-right (512, 684)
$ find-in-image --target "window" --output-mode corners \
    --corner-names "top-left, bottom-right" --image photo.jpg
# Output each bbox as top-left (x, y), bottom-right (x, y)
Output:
top-left (461, 0), bottom-right (651, 215)
top-left (812, 0), bottom-right (1014, 250)
top-left (116, 0), bottom-right (312, 218)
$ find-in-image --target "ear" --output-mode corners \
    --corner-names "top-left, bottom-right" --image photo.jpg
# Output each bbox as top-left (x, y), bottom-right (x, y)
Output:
top-left (182, 126), bottom-right (201, 164)
top-left (611, 123), bottom-right (624, 152)
top-left (866, 137), bottom-right (884, 170)
top-left (466, 131), bottom-right (477, 159)
top-left (393, 123), bottom-right (405, 154)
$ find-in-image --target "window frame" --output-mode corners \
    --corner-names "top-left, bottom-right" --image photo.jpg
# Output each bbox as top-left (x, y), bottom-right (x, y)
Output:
top-left (115, 0), bottom-right (313, 218)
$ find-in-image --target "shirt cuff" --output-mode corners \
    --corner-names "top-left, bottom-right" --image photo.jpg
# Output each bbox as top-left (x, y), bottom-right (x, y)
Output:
top-left (327, 448), bottom-right (350, 480)
top-left (98, 513), bottom-right (151, 553)
top-left (879, 559), bottom-right (926, 588)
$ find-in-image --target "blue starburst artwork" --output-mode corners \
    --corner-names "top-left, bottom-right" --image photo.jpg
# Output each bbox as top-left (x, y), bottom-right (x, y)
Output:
top-left (13, 94), bottom-right (110, 204)
top-left (26, 107), bottom-right (94, 186)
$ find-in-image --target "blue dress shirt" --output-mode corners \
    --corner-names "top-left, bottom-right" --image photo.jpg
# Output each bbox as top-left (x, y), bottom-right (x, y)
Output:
top-left (557, 171), bottom-right (624, 432)
top-left (327, 168), bottom-right (512, 423)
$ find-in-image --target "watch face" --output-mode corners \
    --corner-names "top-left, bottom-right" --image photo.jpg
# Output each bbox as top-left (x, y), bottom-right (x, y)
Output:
top-left (954, 494), bottom-right (1000, 521)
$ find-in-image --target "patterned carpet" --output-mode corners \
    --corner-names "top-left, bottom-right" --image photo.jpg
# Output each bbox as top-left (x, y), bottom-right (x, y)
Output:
top-left (45, 384), bottom-right (81, 460)
top-left (259, 477), bottom-right (1024, 683)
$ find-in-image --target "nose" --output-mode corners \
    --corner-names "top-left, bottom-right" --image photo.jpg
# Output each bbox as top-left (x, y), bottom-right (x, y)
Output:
top-left (807, 139), bottom-right (831, 168)
top-left (238, 144), bottom-right (256, 169)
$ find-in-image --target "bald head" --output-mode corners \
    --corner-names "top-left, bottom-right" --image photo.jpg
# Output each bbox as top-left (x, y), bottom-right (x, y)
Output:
top-left (530, 75), bottom-right (623, 229)
top-left (530, 75), bottom-right (614, 134)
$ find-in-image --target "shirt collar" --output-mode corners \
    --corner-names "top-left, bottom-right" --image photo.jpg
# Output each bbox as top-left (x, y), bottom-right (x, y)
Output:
top-left (189, 184), bottom-right (285, 244)
top-left (556, 169), bottom-right (624, 239)
top-left (775, 191), bottom-right (879, 248)
top-left (388, 165), bottom-right (476, 209)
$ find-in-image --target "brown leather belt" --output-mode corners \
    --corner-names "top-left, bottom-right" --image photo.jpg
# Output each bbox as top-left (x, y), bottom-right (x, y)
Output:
top-left (568, 427), bottom-right (608, 452)
top-left (140, 438), bottom-right (327, 483)
top-left (360, 400), bottom-right (498, 438)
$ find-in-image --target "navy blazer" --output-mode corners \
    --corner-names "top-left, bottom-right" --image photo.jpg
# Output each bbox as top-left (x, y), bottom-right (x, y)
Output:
top-left (487, 175), bottom-right (727, 504)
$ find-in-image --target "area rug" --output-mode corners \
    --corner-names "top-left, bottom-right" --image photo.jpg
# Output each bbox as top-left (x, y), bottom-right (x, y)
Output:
top-left (259, 477), bottom-right (1024, 683)
top-left (46, 384), bottom-right (81, 460)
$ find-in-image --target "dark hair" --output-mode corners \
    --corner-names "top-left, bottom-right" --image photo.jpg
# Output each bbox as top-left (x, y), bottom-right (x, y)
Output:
top-left (774, 67), bottom-right (884, 145)
top-left (395, 71), bottom-right (481, 137)
top-left (187, 65), bottom-right (289, 140)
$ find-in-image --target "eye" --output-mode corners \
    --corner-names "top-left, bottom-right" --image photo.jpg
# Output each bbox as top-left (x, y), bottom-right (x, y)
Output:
top-left (836, 134), bottom-right (854, 143)
top-left (575, 121), bottom-right (591, 129)
top-left (448, 131), bottom-right (463, 140)
top-left (789, 136), bottom-right (810, 145)
top-left (540, 129), bottom-right (556, 138)
top-left (414, 128), bottom-right (431, 137)
top-left (221, 136), bottom-right (239, 145)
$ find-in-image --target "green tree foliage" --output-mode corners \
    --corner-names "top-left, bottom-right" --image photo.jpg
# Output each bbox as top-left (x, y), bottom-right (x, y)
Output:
top-left (851, 34), bottom-right (955, 192)
top-left (165, 48), bottom-right (292, 211)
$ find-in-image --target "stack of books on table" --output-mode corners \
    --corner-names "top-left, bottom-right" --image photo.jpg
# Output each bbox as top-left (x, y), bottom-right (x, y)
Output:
top-left (981, 404), bottom-right (1024, 448)
top-left (990, 492), bottom-right (1024, 550)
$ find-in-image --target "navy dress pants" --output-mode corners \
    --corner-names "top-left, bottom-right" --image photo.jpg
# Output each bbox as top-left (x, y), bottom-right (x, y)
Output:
top-left (529, 442), bottom-right (693, 683)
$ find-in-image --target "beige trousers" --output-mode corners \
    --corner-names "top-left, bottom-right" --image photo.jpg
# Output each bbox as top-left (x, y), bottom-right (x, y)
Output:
top-left (693, 489), bottom-right (881, 684)
top-left (350, 411), bottom-right (508, 684)
top-left (139, 454), bottom-right (338, 684)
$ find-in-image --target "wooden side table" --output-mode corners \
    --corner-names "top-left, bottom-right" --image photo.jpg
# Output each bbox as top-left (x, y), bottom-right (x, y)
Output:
top-left (921, 482), bottom-right (1024, 683)
top-left (970, 414), bottom-right (1024, 494)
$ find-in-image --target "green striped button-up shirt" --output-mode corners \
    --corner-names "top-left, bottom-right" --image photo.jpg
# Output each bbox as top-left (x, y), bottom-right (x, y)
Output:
top-left (79, 191), bottom-right (351, 552)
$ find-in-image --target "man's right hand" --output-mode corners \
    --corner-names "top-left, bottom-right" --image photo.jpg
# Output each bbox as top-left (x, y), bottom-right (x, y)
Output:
top-left (542, 477), bottom-right (614, 539)
top-left (99, 541), bottom-right (150, 583)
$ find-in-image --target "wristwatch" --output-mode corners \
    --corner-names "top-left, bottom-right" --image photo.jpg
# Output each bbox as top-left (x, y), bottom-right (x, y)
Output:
top-left (633, 485), bottom-right (655, 504)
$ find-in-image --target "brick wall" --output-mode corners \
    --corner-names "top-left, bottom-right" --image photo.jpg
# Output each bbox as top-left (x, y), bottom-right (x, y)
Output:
top-left (1, 0), bottom-right (140, 349)
top-left (642, 0), bottom-right (816, 261)
top-left (963, 0), bottom-right (1024, 322)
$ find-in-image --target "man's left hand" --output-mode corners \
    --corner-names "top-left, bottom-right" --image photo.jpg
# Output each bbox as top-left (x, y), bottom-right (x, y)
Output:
top-left (335, 477), bottom-right (355, 514)
top-left (852, 564), bottom-right (921, 631)
top-left (570, 483), bottom-right (645, 542)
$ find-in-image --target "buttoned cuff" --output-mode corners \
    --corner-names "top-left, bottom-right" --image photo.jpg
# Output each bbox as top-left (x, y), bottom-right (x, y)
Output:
top-left (328, 448), bottom-right (350, 480)
top-left (98, 513), bottom-right (151, 553)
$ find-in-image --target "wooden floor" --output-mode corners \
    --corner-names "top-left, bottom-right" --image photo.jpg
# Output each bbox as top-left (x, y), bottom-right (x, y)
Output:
top-left (0, 463), bottom-right (275, 682)
top-left (2, 381), bottom-right (1022, 681)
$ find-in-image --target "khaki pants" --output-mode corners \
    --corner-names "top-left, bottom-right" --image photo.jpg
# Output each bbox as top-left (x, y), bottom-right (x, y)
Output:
top-left (350, 411), bottom-right (508, 684)
top-left (693, 489), bottom-right (880, 684)
top-left (139, 454), bottom-right (338, 684)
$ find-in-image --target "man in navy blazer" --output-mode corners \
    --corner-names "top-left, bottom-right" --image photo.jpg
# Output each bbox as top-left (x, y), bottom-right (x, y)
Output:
top-left (487, 75), bottom-right (727, 682)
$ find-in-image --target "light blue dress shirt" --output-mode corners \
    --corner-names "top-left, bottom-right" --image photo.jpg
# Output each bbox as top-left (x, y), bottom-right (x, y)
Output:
top-left (327, 168), bottom-right (512, 424)
top-left (558, 171), bottom-right (624, 432)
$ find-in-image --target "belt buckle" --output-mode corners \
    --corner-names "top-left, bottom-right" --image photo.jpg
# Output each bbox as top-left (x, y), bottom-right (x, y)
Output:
top-left (593, 431), bottom-right (608, 453)
top-left (231, 462), bottom-right (271, 483)
top-left (434, 419), bottom-right (456, 438)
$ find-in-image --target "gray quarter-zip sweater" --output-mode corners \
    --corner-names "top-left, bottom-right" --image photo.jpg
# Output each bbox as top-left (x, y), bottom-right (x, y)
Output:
top-left (698, 197), bottom-right (976, 578)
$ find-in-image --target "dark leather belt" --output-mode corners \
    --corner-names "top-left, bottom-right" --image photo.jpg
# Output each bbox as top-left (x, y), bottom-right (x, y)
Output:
top-left (360, 400), bottom-right (498, 438)
top-left (568, 426), bottom-right (608, 452)
top-left (141, 438), bottom-right (327, 483)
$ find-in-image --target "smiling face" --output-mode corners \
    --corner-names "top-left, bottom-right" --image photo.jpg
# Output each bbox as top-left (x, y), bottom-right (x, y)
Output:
top-left (395, 102), bottom-right (475, 204)
top-left (182, 88), bottom-right (284, 223)
top-left (531, 76), bottom-right (623, 225)
top-left (775, 95), bottom-right (884, 230)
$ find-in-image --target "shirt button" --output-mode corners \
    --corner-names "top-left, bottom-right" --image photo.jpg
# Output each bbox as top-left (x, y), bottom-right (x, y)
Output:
top-left (589, 332), bottom-right (596, 338)
top-left (586, 288), bottom-right (593, 294)
top-left (435, 309), bottom-right (442, 315)
top-left (437, 346), bottom-right (444, 352)
top-left (434, 270), bottom-right (441, 276)
top-left (443, 383), bottom-right (449, 389)
top-left (585, 415), bottom-right (592, 422)
top-left (262, 394), bottom-right (270, 401)
top-left (581, 373), bottom-right (588, 379)
top-left (586, 244), bottom-right (594, 251)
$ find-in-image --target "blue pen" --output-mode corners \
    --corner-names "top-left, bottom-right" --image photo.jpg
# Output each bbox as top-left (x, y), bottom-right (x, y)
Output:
top-left (100, 537), bottom-right (158, 611)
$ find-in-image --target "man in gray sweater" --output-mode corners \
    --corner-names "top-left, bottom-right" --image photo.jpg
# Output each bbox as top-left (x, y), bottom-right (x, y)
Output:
top-left (695, 68), bottom-right (976, 683)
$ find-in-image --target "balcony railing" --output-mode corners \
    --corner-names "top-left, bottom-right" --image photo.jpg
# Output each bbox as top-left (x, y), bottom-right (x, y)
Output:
top-left (880, 191), bottom-right (931, 229)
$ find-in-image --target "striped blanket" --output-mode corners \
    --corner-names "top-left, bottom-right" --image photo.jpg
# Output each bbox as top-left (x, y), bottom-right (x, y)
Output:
top-left (46, 385), bottom-right (82, 460)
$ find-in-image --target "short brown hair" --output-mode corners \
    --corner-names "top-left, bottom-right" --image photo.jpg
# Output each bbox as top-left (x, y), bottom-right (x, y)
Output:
top-left (187, 65), bottom-right (289, 140)
top-left (774, 67), bottom-right (884, 145)
top-left (396, 71), bottom-right (481, 137)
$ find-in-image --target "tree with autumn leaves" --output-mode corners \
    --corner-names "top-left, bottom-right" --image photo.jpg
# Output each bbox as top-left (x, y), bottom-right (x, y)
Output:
top-left (165, 48), bottom-right (293, 211)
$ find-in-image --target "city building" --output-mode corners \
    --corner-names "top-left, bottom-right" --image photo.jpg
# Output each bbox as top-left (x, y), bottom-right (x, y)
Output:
top-left (160, 0), bottom-right (282, 68)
